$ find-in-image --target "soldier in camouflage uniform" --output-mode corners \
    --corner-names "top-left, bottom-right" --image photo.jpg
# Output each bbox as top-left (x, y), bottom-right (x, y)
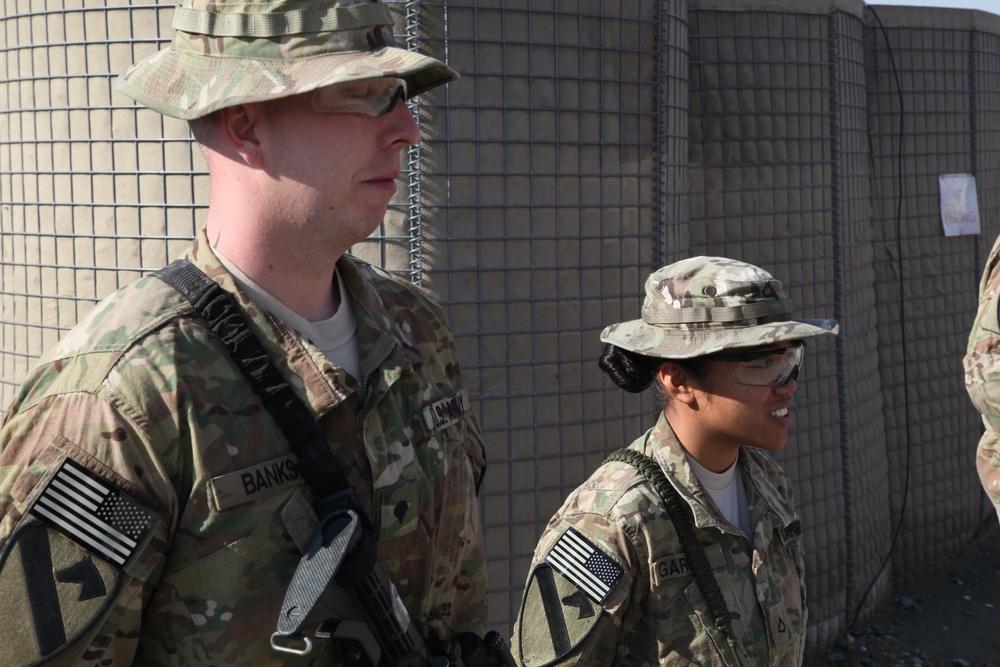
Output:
top-left (0, 1), bottom-right (488, 665)
top-left (513, 257), bottom-right (839, 666)
top-left (965, 233), bottom-right (1000, 519)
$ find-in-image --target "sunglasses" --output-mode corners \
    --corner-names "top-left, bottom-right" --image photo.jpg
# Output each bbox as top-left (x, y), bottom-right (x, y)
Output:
top-left (311, 77), bottom-right (408, 117)
top-left (706, 341), bottom-right (805, 388)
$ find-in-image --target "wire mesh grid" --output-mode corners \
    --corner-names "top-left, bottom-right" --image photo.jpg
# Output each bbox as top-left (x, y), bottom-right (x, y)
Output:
top-left (395, 0), bottom-right (673, 631)
top-left (865, 5), bottom-right (1000, 584)
top-left (977, 31), bottom-right (1000, 276)
top-left (827, 10), bottom-right (894, 632)
top-left (0, 2), bottom-right (201, 409)
top-left (687, 2), bottom-right (882, 645)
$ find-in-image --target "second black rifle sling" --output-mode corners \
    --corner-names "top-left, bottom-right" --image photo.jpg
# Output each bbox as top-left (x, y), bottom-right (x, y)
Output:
top-left (155, 259), bottom-right (439, 666)
top-left (604, 448), bottom-right (747, 667)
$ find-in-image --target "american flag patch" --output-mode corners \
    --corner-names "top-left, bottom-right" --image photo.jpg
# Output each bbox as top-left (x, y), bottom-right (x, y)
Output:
top-left (544, 527), bottom-right (623, 604)
top-left (29, 459), bottom-right (154, 568)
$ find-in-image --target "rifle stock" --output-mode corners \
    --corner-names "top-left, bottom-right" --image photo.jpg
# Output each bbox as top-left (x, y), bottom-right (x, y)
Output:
top-left (270, 506), bottom-right (515, 667)
top-left (271, 507), bottom-right (439, 665)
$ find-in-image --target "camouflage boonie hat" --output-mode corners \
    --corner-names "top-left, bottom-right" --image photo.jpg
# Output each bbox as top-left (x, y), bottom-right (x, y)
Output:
top-left (115, 0), bottom-right (458, 120)
top-left (601, 256), bottom-right (838, 359)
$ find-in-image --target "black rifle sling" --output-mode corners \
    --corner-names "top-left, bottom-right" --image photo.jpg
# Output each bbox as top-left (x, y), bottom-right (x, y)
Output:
top-left (154, 259), bottom-right (350, 499)
top-left (156, 260), bottom-right (514, 665)
top-left (604, 448), bottom-right (743, 665)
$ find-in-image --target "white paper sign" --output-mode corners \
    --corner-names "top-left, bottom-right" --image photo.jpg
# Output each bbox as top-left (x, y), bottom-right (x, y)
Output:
top-left (939, 173), bottom-right (981, 237)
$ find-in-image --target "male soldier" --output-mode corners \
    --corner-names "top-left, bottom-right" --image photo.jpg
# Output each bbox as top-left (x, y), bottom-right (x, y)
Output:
top-left (0, 1), bottom-right (488, 664)
top-left (966, 234), bottom-right (1000, 519)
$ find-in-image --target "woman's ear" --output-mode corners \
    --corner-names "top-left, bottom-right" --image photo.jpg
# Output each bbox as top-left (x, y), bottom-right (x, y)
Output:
top-left (659, 361), bottom-right (699, 407)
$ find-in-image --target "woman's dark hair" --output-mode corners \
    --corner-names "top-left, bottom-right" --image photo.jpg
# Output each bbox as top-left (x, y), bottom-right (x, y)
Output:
top-left (599, 344), bottom-right (659, 393)
top-left (599, 344), bottom-right (711, 395)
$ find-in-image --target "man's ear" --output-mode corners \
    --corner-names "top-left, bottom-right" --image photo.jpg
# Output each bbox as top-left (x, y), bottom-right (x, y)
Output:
top-left (659, 362), bottom-right (698, 407)
top-left (218, 104), bottom-right (264, 167)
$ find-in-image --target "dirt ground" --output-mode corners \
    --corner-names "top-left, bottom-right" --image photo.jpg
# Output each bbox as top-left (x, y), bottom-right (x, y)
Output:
top-left (804, 524), bottom-right (1000, 667)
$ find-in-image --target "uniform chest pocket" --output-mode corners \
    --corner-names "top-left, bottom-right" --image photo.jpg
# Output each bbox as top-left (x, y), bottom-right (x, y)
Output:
top-left (158, 487), bottom-right (310, 663)
top-left (375, 396), bottom-right (480, 544)
top-left (679, 577), bottom-right (741, 667)
top-left (761, 536), bottom-right (806, 654)
top-left (646, 545), bottom-right (728, 643)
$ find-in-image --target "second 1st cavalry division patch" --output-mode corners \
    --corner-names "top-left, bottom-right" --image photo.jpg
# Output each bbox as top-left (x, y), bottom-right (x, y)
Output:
top-left (515, 528), bottom-right (625, 666)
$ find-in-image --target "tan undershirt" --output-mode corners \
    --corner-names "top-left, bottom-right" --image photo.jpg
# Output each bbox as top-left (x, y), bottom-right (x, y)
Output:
top-left (687, 453), bottom-right (751, 537)
top-left (212, 249), bottom-right (361, 382)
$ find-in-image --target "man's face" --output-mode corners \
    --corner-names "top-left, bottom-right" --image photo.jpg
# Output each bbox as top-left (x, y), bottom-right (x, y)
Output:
top-left (251, 81), bottom-right (420, 251)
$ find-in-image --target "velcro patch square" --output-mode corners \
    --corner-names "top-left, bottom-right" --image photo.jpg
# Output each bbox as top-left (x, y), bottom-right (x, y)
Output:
top-left (420, 390), bottom-right (469, 434)
top-left (544, 527), bottom-right (623, 604)
top-left (29, 459), bottom-right (154, 568)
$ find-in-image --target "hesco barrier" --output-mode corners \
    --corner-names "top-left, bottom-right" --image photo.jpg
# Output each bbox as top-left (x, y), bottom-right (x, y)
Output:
top-left (0, 3), bottom-right (203, 400)
top-left (0, 0), bottom-right (996, 656)
top-left (367, 1), bottom-right (678, 632)
top-left (865, 3), bottom-right (1000, 582)
top-left (688, 0), bottom-right (890, 648)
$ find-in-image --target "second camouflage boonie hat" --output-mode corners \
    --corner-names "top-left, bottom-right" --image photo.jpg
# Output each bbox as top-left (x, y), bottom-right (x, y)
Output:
top-left (601, 256), bottom-right (839, 359)
top-left (115, 0), bottom-right (458, 120)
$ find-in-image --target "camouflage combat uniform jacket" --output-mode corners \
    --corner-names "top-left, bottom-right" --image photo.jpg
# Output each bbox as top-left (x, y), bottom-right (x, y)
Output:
top-left (965, 231), bottom-right (1000, 519)
top-left (0, 231), bottom-right (488, 666)
top-left (513, 414), bottom-right (806, 666)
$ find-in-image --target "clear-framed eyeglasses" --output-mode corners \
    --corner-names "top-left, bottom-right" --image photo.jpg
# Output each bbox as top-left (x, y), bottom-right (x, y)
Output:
top-left (706, 340), bottom-right (805, 388)
top-left (312, 77), bottom-right (408, 117)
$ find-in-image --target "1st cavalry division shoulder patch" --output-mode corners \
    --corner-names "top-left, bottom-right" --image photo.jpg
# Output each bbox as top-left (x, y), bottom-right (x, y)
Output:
top-left (516, 528), bottom-right (624, 666)
top-left (0, 458), bottom-right (155, 664)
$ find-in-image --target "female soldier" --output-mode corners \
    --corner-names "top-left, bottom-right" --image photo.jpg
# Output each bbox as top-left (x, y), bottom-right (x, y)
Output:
top-left (513, 256), bottom-right (838, 666)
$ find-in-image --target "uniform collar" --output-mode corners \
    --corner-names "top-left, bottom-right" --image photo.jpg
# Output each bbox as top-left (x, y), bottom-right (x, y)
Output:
top-left (334, 256), bottom-right (422, 402)
top-left (643, 413), bottom-right (798, 533)
top-left (181, 231), bottom-right (418, 415)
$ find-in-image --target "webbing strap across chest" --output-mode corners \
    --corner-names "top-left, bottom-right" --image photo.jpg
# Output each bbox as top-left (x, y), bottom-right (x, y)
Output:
top-left (154, 259), bottom-right (352, 500)
top-left (605, 448), bottom-right (745, 667)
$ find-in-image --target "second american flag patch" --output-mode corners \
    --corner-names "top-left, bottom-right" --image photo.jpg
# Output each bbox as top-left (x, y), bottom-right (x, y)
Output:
top-left (544, 527), bottom-right (623, 604)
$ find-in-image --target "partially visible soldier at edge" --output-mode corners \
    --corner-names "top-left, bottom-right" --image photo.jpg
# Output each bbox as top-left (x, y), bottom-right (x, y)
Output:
top-left (0, 1), bottom-right (490, 665)
top-left (965, 233), bottom-right (1000, 520)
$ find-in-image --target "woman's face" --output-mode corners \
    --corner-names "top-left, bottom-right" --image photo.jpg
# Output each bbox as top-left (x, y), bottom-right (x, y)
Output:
top-left (682, 341), bottom-right (801, 454)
